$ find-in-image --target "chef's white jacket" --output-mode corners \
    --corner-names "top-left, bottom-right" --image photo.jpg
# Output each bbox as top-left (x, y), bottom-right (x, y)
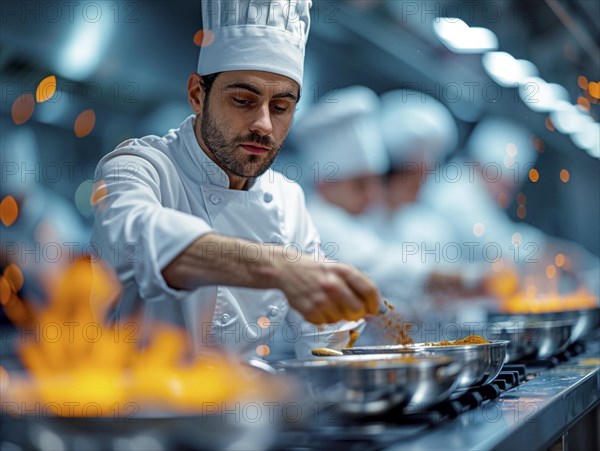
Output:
top-left (91, 115), bottom-right (357, 359)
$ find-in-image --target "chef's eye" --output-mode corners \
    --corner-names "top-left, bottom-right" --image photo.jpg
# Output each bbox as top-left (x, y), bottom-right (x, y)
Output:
top-left (272, 105), bottom-right (288, 113)
top-left (232, 97), bottom-right (251, 107)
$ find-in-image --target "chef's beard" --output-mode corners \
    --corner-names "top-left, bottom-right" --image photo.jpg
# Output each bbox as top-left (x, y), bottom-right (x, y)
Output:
top-left (199, 104), bottom-right (282, 179)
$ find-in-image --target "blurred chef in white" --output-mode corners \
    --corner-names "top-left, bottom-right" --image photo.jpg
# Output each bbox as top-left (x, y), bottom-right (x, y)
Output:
top-left (421, 117), bottom-right (542, 259)
top-left (292, 86), bottom-right (441, 322)
top-left (91, 0), bottom-right (378, 360)
top-left (292, 86), bottom-right (389, 270)
top-left (374, 90), bottom-right (482, 296)
top-left (420, 117), bottom-right (598, 296)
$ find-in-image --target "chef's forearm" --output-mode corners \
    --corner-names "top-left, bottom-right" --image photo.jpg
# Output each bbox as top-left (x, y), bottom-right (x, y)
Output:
top-left (161, 233), bottom-right (283, 291)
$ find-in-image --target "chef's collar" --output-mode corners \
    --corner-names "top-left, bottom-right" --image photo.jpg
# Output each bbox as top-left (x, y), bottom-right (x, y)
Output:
top-left (180, 114), bottom-right (260, 190)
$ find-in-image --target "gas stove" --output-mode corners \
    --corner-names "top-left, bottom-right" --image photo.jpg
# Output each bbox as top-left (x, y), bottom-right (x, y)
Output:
top-left (274, 340), bottom-right (600, 451)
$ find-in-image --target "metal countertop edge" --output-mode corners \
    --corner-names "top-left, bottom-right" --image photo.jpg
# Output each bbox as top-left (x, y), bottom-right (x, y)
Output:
top-left (382, 343), bottom-right (600, 451)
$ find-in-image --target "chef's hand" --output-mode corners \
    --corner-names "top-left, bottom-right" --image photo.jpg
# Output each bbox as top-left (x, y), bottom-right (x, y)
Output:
top-left (162, 233), bottom-right (378, 324)
top-left (275, 254), bottom-right (379, 324)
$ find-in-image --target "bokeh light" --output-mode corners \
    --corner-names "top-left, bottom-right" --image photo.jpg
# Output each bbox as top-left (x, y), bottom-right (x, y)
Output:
top-left (255, 345), bottom-right (270, 357)
top-left (528, 169), bottom-right (539, 183)
top-left (0, 196), bottom-right (19, 227)
top-left (36, 75), bottom-right (57, 103)
top-left (75, 180), bottom-right (95, 217)
top-left (472, 222), bottom-right (485, 237)
top-left (577, 75), bottom-right (588, 90)
top-left (74, 109), bottom-right (96, 138)
top-left (11, 94), bottom-right (35, 125)
top-left (257, 316), bottom-right (271, 329)
top-left (4, 264), bottom-right (24, 293)
top-left (588, 81), bottom-right (600, 99)
top-left (193, 30), bottom-right (215, 47)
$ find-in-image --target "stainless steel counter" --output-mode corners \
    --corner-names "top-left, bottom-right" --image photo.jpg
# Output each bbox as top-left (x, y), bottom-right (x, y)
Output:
top-left (384, 340), bottom-right (600, 451)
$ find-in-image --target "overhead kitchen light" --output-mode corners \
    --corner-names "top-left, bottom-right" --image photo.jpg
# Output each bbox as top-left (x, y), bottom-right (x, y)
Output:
top-left (433, 18), bottom-right (498, 53)
top-left (571, 121), bottom-right (600, 158)
top-left (518, 77), bottom-right (570, 112)
top-left (59, 17), bottom-right (114, 81)
top-left (550, 101), bottom-right (593, 135)
top-left (482, 52), bottom-right (539, 87)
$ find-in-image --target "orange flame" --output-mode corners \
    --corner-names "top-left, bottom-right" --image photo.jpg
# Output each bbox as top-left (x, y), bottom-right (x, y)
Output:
top-left (502, 288), bottom-right (597, 314)
top-left (2, 257), bottom-right (281, 417)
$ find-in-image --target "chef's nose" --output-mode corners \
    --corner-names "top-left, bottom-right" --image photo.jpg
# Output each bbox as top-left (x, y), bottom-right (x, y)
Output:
top-left (249, 103), bottom-right (274, 136)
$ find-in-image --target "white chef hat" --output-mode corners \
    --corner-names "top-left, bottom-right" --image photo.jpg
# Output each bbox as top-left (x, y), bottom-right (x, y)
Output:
top-left (466, 116), bottom-right (538, 182)
top-left (292, 86), bottom-right (389, 181)
top-left (380, 90), bottom-right (458, 167)
top-left (198, 0), bottom-right (312, 88)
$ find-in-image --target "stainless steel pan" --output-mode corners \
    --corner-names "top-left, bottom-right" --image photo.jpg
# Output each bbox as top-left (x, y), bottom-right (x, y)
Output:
top-left (277, 354), bottom-right (462, 415)
top-left (343, 340), bottom-right (509, 388)
top-left (488, 307), bottom-right (599, 343)
top-left (478, 319), bottom-right (573, 362)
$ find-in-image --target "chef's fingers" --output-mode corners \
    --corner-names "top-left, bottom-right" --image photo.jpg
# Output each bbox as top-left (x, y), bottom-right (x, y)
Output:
top-left (300, 293), bottom-right (337, 325)
top-left (334, 265), bottom-right (379, 315)
top-left (321, 272), bottom-right (364, 320)
top-left (305, 308), bottom-right (335, 325)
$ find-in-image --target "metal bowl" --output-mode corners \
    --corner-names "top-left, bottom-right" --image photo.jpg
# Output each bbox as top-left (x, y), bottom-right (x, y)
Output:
top-left (276, 354), bottom-right (461, 415)
top-left (479, 320), bottom-right (573, 362)
top-left (488, 307), bottom-right (600, 344)
top-left (343, 341), bottom-right (509, 389)
top-left (571, 307), bottom-right (600, 340)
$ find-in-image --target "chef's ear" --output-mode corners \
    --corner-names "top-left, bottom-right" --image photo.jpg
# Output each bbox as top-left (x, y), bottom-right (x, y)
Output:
top-left (187, 73), bottom-right (205, 114)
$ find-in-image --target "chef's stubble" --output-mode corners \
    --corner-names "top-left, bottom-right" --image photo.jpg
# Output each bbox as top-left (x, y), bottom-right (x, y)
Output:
top-left (199, 94), bottom-right (282, 178)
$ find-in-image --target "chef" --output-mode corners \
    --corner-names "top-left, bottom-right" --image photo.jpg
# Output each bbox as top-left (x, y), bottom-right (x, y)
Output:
top-left (291, 86), bottom-right (390, 271)
top-left (292, 87), bottom-right (430, 316)
top-left (420, 117), bottom-right (544, 264)
top-left (376, 90), bottom-right (481, 296)
top-left (420, 117), bottom-right (598, 293)
top-left (91, 0), bottom-right (378, 359)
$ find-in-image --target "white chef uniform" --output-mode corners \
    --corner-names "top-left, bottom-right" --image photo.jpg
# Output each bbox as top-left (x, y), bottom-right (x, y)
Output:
top-left (91, 0), bottom-right (363, 359)
top-left (92, 115), bottom-right (340, 358)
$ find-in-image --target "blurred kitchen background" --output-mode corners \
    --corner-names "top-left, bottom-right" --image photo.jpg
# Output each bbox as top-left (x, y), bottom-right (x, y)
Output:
top-left (1, 0), bottom-right (599, 254)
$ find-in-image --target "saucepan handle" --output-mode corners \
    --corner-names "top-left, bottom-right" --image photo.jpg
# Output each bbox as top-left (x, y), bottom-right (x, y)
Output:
top-left (246, 357), bottom-right (279, 375)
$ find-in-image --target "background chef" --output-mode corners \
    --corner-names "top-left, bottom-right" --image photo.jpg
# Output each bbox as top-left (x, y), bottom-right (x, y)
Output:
top-left (91, 0), bottom-right (378, 359)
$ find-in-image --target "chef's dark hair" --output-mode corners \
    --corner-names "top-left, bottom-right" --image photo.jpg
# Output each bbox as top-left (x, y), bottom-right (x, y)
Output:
top-left (200, 73), bottom-right (221, 96)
